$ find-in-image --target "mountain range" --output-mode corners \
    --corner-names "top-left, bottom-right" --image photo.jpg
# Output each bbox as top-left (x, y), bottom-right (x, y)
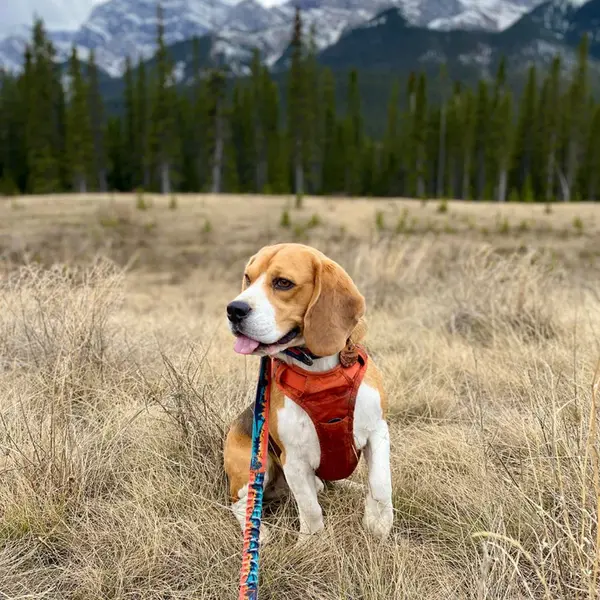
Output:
top-left (0, 0), bottom-right (596, 81)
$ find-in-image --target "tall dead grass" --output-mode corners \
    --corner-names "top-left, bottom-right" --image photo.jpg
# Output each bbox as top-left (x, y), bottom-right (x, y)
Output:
top-left (0, 212), bottom-right (598, 598)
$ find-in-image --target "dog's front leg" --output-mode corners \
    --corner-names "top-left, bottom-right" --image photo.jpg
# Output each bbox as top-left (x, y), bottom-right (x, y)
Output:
top-left (283, 457), bottom-right (324, 538)
top-left (363, 419), bottom-right (394, 539)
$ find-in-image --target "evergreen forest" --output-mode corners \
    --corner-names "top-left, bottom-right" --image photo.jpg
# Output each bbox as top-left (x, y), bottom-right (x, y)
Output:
top-left (1, 6), bottom-right (598, 203)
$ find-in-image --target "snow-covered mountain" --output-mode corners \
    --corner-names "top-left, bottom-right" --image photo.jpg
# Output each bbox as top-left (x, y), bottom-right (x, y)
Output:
top-left (0, 0), bottom-right (235, 75)
top-left (0, 0), bottom-right (592, 77)
top-left (219, 0), bottom-right (551, 69)
top-left (217, 0), bottom-right (391, 70)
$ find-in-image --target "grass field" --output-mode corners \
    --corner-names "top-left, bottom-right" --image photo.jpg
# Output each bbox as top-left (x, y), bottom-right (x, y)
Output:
top-left (1, 193), bottom-right (599, 599)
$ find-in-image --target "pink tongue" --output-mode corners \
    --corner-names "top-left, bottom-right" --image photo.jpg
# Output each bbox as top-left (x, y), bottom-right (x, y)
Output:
top-left (234, 335), bottom-right (261, 355)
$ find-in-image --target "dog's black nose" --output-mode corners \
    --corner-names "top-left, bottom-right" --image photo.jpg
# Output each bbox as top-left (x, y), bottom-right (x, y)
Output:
top-left (227, 300), bottom-right (252, 324)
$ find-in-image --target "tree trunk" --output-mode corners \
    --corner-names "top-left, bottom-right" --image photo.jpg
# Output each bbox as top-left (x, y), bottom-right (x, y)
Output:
top-left (98, 168), bottom-right (107, 193)
top-left (477, 147), bottom-right (486, 200)
top-left (436, 106), bottom-right (446, 198)
top-left (160, 161), bottom-right (171, 195)
top-left (311, 142), bottom-right (321, 195)
top-left (545, 142), bottom-right (555, 202)
top-left (462, 156), bottom-right (471, 200)
top-left (588, 177), bottom-right (596, 202)
top-left (565, 138), bottom-right (577, 202)
top-left (497, 166), bottom-right (507, 202)
top-left (258, 158), bottom-right (267, 193)
top-left (75, 173), bottom-right (87, 194)
top-left (294, 138), bottom-right (304, 208)
top-left (255, 125), bottom-right (266, 192)
top-left (557, 167), bottom-right (570, 202)
top-left (416, 143), bottom-right (425, 199)
top-left (211, 106), bottom-right (224, 194)
top-left (449, 156), bottom-right (459, 199)
top-left (143, 165), bottom-right (150, 190)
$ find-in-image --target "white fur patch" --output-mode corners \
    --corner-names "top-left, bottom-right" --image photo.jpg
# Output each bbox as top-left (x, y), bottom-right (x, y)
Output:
top-left (232, 274), bottom-right (283, 344)
top-left (353, 382), bottom-right (384, 450)
top-left (362, 419), bottom-right (393, 539)
top-left (274, 359), bottom-right (394, 540)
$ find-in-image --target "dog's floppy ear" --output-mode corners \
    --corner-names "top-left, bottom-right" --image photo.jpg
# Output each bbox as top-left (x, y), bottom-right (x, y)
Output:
top-left (303, 256), bottom-right (365, 357)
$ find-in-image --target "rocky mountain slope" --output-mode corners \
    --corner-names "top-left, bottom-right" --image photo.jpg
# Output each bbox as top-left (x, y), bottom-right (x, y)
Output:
top-left (1, 0), bottom-right (553, 76)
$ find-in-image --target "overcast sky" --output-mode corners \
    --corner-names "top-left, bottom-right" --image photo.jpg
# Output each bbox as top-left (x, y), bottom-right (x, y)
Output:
top-left (0, 0), bottom-right (106, 34)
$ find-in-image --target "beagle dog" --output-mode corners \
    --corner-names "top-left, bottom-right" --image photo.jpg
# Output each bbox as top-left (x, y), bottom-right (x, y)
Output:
top-left (223, 243), bottom-right (393, 542)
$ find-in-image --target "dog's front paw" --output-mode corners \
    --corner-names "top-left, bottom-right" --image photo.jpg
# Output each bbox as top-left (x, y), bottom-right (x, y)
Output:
top-left (295, 520), bottom-right (326, 548)
top-left (258, 524), bottom-right (271, 546)
top-left (296, 512), bottom-right (324, 545)
top-left (363, 496), bottom-right (393, 540)
top-left (314, 476), bottom-right (324, 494)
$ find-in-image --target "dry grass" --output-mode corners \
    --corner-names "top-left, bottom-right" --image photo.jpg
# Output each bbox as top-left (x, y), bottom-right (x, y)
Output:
top-left (0, 194), bottom-right (599, 599)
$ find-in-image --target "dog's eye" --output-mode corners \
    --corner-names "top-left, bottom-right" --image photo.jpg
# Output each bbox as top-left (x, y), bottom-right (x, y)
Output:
top-left (244, 274), bottom-right (251, 286)
top-left (273, 277), bottom-right (295, 291)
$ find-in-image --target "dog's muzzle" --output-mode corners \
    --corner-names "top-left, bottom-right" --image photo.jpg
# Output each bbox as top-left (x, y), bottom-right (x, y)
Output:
top-left (227, 300), bottom-right (252, 325)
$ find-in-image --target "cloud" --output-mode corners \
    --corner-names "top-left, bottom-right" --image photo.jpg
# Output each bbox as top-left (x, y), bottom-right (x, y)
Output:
top-left (0, 0), bottom-right (105, 34)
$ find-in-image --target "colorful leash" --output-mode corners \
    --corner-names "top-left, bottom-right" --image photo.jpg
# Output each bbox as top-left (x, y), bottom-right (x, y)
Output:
top-left (238, 356), bottom-right (272, 600)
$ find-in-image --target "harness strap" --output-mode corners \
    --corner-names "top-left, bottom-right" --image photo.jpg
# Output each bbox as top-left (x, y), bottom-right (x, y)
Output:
top-left (270, 347), bottom-right (368, 482)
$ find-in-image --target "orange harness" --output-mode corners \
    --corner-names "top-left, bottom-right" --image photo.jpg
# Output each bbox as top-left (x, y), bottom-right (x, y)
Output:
top-left (271, 346), bottom-right (368, 482)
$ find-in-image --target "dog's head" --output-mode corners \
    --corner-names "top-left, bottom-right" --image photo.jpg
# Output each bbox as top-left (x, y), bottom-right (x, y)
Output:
top-left (227, 243), bottom-right (365, 358)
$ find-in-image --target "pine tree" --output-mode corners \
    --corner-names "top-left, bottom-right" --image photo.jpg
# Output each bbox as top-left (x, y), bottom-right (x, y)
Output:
top-left (206, 16), bottom-right (227, 194)
top-left (361, 139), bottom-right (377, 197)
top-left (188, 37), bottom-right (210, 191)
top-left (250, 50), bottom-right (266, 192)
top-left (436, 65), bottom-right (449, 198)
top-left (123, 56), bottom-right (136, 190)
top-left (381, 80), bottom-right (400, 196)
top-left (425, 105), bottom-right (441, 198)
top-left (540, 57), bottom-right (561, 202)
top-left (176, 90), bottom-right (196, 193)
top-left (207, 68), bottom-right (226, 193)
top-left (409, 74), bottom-right (427, 198)
top-left (487, 59), bottom-right (508, 201)
top-left (344, 69), bottom-right (364, 196)
top-left (512, 65), bottom-right (538, 198)
top-left (0, 70), bottom-right (12, 192)
top-left (304, 24), bottom-right (322, 194)
top-left (106, 115), bottom-right (126, 191)
top-left (404, 72), bottom-right (417, 197)
top-left (261, 67), bottom-right (286, 193)
top-left (230, 82), bottom-right (255, 191)
top-left (65, 47), bottom-right (93, 193)
top-left (135, 57), bottom-right (151, 189)
top-left (0, 69), bottom-right (27, 193)
top-left (562, 34), bottom-right (590, 201)
top-left (24, 20), bottom-right (62, 193)
top-left (151, 3), bottom-right (179, 194)
top-left (582, 104), bottom-right (600, 200)
top-left (321, 68), bottom-right (339, 195)
top-left (460, 88), bottom-right (476, 200)
top-left (445, 81), bottom-right (463, 199)
top-left (288, 7), bottom-right (307, 206)
top-left (88, 49), bottom-right (108, 192)
top-left (495, 91), bottom-right (513, 202)
top-left (474, 79), bottom-right (490, 199)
